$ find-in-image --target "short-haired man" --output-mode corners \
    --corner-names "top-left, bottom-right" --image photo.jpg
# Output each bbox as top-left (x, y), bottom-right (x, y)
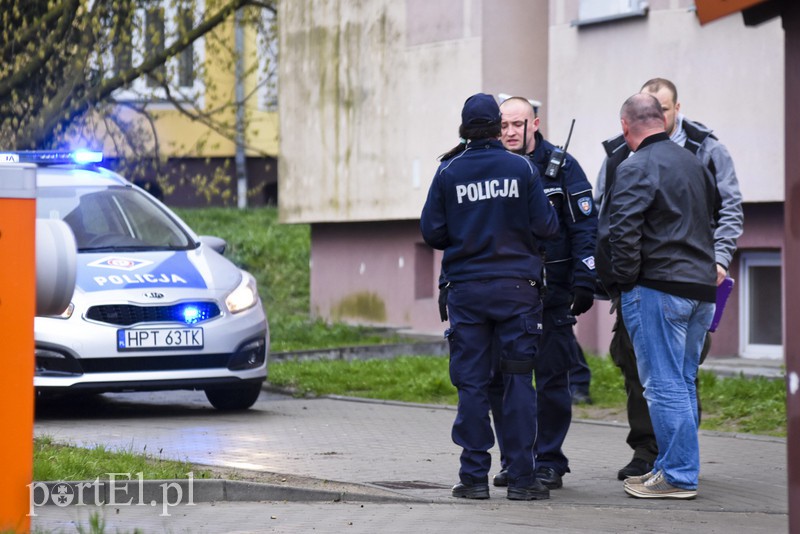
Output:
top-left (596, 78), bottom-right (744, 480)
top-left (598, 93), bottom-right (717, 499)
top-left (489, 96), bottom-right (597, 491)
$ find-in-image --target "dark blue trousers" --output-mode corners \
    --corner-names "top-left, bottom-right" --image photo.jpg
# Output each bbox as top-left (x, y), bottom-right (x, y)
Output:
top-left (490, 304), bottom-right (577, 476)
top-left (446, 278), bottom-right (542, 488)
top-left (569, 344), bottom-right (592, 396)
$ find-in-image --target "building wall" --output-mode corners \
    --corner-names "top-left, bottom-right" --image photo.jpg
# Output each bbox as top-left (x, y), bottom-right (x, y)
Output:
top-left (547, 3), bottom-right (784, 203)
top-left (309, 220), bottom-right (442, 332)
top-left (547, 2), bottom-right (784, 358)
top-left (280, 0), bottom-right (786, 358)
top-left (279, 0), bottom-right (549, 224)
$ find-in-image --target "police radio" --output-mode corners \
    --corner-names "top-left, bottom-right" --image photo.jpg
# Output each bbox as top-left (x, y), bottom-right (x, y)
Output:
top-left (544, 119), bottom-right (575, 179)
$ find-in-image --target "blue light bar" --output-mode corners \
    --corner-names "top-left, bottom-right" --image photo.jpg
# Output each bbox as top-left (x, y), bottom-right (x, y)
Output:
top-left (0, 150), bottom-right (104, 165)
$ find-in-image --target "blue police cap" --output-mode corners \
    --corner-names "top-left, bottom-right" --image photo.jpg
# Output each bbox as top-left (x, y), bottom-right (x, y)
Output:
top-left (461, 93), bottom-right (501, 126)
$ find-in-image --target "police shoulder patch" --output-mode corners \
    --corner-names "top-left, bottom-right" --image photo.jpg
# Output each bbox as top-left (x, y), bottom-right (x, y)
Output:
top-left (577, 196), bottom-right (593, 215)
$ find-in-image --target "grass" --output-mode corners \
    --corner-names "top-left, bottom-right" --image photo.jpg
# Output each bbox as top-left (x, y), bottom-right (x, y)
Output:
top-left (269, 352), bottom-right (787, 437)
top-left (173, 207), bottom-right (402, 352)
top-left (33, 436), bottom-right (212, 481)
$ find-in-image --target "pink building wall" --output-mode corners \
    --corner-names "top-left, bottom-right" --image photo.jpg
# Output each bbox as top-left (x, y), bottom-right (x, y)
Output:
top-left (309, 203), bottom-right (783, 359)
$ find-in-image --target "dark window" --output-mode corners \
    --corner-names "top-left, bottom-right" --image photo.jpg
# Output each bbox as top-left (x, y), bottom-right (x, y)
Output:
top-left (178, 6), bottom-right (194, 87)
top-left (145, 6), bottom-right (166, 88)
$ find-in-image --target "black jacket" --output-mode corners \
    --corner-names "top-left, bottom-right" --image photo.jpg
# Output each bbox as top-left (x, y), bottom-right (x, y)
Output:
top-left (596, 133), bottom-right (717, 302)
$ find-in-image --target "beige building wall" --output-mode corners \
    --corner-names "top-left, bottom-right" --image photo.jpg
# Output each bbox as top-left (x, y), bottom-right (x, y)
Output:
top-left (279, 0), bottom-right (549, 224)
top-left (277, 0), bottom-right (785, 356)
top-left (547, 3), bottom-right (784, 202)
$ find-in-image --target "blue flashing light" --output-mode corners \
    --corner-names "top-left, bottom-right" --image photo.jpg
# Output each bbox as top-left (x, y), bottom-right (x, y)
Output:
top-left (72, 150), bottom-right (104, 164)
top-left (0, 150), bottom-right (103, 165)
top-left (182, 305), bottom-right (202, 325)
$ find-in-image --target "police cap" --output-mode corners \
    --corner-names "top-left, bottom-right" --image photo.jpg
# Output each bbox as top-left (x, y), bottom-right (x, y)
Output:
top-left (461, 93), bottom-right (501, 126)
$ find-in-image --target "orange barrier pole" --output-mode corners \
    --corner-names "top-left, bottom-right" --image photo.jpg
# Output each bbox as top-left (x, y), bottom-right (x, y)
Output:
top-left (0, 165), bottom-right (36, 533)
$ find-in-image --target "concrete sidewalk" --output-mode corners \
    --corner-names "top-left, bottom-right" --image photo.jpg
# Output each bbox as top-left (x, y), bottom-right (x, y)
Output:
top-left (32, 385), bottom-right (788, 533)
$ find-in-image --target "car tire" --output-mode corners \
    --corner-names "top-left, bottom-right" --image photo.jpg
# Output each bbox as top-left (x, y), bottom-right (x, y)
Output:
top-left (205, 382), bottom-right (263, 411)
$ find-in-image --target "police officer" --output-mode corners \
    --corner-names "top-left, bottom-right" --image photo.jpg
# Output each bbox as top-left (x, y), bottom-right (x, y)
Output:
top-left (490, 96), bottom-right (598, 490)
top-left (421, 93), bottom-right (558, 501)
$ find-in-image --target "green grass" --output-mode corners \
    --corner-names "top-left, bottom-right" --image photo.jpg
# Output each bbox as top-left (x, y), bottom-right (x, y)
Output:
top-left (33, 436), bottom-right (212, 481)
top-left (269, 353), bottom-right (787, 437)
top-left (269, 355), bottom-right (458, 404)
top-left (697, 371), bottom-right (786, 435)
top-left (173, 207), bottom-right (402, 352)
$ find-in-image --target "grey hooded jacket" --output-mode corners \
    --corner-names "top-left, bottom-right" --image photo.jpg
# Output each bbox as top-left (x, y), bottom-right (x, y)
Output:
top-left (596, 115), bottom-right (743, 270)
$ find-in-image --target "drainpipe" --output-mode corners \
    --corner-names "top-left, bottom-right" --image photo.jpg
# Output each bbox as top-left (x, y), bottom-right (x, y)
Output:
top-left (235, 8), bottom-right (247, 209)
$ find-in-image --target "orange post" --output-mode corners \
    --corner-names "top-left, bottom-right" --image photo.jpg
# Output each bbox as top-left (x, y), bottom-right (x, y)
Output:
top-left (0, 164), bottom-right (36, 533)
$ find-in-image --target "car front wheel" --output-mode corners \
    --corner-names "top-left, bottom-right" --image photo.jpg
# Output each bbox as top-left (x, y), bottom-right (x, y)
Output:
top-left (205, 382), bottom-right (263, 411)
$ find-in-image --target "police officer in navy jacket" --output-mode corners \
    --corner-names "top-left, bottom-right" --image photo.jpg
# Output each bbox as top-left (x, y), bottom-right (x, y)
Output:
top-left (488, 96), bottom-right (598, 491)
top-left (420, 93), bottom-right (558, 501)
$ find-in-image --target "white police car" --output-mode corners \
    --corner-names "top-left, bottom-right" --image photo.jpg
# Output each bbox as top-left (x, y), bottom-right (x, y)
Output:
top-left (15, 150), bottom-right (269, 410)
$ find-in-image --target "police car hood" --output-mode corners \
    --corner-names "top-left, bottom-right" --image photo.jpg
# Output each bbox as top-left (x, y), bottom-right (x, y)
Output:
top-left (75, 245), bottom-right (242, 298)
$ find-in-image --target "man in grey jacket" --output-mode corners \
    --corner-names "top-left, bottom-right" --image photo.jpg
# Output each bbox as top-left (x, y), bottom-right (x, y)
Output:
top-left (598, 93), bottom-right (717, 499)
top-left (596, 78), bottom-right (744, 480)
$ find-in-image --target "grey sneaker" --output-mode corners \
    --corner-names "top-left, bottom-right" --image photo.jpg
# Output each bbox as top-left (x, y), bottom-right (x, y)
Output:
top-left (624, 469), bottom-right (658, 486)
top-left (624, 471), bottom-right (697, 500)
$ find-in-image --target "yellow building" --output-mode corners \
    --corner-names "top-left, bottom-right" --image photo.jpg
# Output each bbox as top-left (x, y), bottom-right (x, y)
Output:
top-left (89, 1), bottom-right (279, 207)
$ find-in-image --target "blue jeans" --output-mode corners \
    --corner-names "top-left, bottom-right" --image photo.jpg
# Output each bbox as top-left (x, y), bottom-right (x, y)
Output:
top-left (620, 285), bottom-right (715, 490)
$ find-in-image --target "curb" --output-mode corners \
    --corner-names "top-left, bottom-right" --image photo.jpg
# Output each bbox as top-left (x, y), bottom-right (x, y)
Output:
top-left (31, 478), bottom-right (427, 506)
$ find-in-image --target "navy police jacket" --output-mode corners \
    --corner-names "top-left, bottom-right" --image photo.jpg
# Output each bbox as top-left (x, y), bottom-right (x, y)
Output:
top-left (528, 132), bottom-right (597, 308)
top-left (420, 138), bottom-right (558, 284)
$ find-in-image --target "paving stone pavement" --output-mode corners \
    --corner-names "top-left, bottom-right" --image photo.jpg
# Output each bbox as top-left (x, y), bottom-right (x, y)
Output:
top-left (31, 388), bottom-right (788, 533)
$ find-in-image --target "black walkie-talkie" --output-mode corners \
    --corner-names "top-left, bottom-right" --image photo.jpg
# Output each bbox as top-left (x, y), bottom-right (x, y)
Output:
top-left (544, 119), bottom-right (576, 179)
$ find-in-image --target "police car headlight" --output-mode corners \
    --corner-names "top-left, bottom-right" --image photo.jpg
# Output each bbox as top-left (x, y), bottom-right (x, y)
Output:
top-left (225, 272), bottom-right (259, 314)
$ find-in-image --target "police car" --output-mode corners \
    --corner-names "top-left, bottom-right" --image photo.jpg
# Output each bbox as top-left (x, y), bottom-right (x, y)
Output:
top-left (10, 150), bottom-right (269, 410)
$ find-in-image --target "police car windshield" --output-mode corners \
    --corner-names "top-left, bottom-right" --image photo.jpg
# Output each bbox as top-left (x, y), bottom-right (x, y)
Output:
top-left (37, 186), bottom-right (195, 251)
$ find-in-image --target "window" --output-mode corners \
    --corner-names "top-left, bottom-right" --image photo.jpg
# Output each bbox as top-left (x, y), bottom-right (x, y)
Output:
top-left (177, 6), bottom-right (195, 88)
top-left (109, 0), bottom-right (205, 104)
top-left (145, 6), bottom-right (166, 88)
top-left (572, 0), bottom-right (648, 27)
top-left (739, 252), bottom-right (783, 359)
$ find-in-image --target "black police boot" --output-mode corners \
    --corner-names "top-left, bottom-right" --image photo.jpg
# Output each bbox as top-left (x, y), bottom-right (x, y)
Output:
top-left (507, 479), bottom-right (550, 501)
top-left (492, 469), bottom-right (508, 487)
top-left (451, 481), bottom-right (490, 499)
top-left (534, 466), bottom-right (563, 489)
top-left (617, 458), bottom-right (654, 481)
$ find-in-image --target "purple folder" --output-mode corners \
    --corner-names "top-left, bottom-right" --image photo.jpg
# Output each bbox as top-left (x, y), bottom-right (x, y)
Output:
top-left (709, 277), bottom-right (735, 333)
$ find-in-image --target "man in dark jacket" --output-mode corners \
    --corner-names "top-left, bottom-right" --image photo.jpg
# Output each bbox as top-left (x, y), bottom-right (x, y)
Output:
top-left (489, 96), bottom-right (597, 491)
top-left (596, 78), bottom-right (743, 480)
top-left (598, 93), bottom-right (717, 499)
top-left (420, 93), bottom-right (558, 501)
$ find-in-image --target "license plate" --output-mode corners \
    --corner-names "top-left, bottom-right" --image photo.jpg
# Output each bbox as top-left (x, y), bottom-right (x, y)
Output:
top-left (117, 328), bottom-right (204, 351)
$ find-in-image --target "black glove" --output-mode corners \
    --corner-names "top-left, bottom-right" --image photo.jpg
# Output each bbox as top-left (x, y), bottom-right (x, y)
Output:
top-left (570, 287), bottom-right (595, 316)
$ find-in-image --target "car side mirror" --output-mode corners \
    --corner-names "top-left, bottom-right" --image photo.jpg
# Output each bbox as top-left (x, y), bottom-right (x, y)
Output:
top-left (199, 235), bottom-right (227, 255)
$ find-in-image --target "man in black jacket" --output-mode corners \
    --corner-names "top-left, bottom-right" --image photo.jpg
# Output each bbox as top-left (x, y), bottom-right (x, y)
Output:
top-left (598, 93), bottom-right (717, 499)
top-left (596, 78), bottom-right (743, 480)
